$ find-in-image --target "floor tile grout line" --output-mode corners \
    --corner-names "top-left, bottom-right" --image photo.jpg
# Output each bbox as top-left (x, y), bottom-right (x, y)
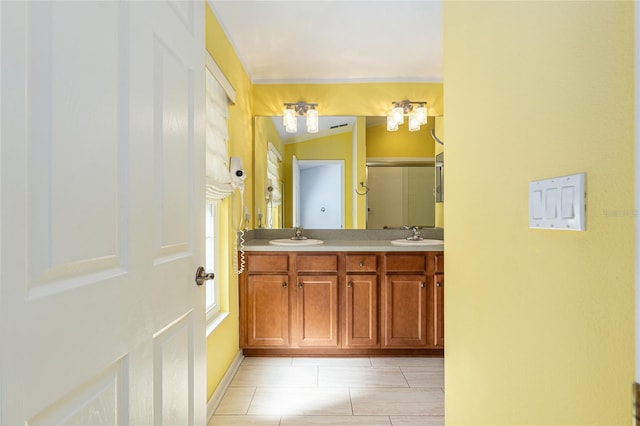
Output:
top-left (244, 386), bottom-right (258, 415)
top-left (398, 366), bottom-right (411, 388)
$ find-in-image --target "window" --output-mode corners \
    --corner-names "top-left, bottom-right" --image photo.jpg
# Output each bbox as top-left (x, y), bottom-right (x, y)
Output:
top-left (205, 201), bottom-right (220, 319)
top-left (204, 53), bottom-right (235, 335)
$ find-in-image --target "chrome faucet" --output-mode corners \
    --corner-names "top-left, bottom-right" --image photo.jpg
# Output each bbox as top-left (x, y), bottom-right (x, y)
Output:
top-left (406, 226), bottom-right (424, 241)
top-left (291, 226), bottom-right (308, 240)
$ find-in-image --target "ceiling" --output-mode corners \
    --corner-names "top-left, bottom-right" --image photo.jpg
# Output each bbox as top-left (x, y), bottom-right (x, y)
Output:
top-left (208, 1), bottom-right (443, 84)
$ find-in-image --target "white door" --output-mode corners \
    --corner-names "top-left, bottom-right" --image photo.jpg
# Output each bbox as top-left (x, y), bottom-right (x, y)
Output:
top-left (299, 161), bottom-right (344, 229)
top-left (0, 2), bottom-right (206, 425)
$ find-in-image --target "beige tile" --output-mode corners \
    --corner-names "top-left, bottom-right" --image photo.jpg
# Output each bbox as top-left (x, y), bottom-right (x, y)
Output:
top-left (282, 415), bottom-right (392, 425)
top-left (370, 357), bottom-right (444, 368)
top-left (350, 388), bottom-right (444, 416)
top-left (292, 357), bottom-right (372, 367)
top-left (208, 415), bottom-right (281, 426)
top-left (400, 368), bottom-right (444, 389)
top-left (241, 356), bottom-right (293, 366)
top-left (390, 415), bottom-right (444, 426)
top-left (230, 365), bottom-right (318, 387)
top-left (319, 367), bottom-right (408, 388)
top-left (248, 387), bottom-right (353, 416)
top-left (214, 387), bottom-right (256, 415)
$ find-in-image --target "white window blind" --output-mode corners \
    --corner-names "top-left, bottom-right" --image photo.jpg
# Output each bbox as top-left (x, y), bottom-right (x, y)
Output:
top-left (205, 68), bottom-right (233, 200)
top-left (267, 144), bottom-right (282, 206)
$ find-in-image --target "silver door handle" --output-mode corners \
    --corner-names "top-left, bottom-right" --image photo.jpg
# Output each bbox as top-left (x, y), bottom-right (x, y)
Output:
top-left (195, 266), bottom-right (215, 286)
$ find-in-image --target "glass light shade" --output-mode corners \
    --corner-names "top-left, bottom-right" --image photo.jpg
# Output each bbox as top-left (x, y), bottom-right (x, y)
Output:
top-left (306, 108), bottom-right (319, 133)
top-left (408, 113), bottom-right (420, 131)
top-left (283, 107), bottom-right (296, 129)
top-left (285, 120), bottom-right (297, 133)
top-left (387, 115), bottom-right (398, 131)
top-left (415, 105), bottom-right (427, 125)
top-left (392, 106), bottom-right (404, 125)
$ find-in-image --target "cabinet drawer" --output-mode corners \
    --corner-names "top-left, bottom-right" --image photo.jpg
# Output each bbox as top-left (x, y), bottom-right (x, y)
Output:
top-left (247, 254), bottom-right (289, 273)
top-left (385, 254), bottom-right (427, 273)
top-left (346, 254), bottom-right (377, 272)
top-left (434, 253), bottom-right (444, 273)
top-left (296, 254), bottom-right (338, 273)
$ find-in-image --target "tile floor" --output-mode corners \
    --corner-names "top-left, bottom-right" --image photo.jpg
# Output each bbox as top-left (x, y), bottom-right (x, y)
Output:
top-left (208, 356), bottom-right (444, 426)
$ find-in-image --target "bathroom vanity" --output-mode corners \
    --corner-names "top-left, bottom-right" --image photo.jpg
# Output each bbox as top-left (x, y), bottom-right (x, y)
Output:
top-left (238, 231), bottom-right (444, 356)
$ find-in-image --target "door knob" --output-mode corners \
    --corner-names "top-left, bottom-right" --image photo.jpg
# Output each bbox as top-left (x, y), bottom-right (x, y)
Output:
top-left (195, 266), bottom-right (215, 286)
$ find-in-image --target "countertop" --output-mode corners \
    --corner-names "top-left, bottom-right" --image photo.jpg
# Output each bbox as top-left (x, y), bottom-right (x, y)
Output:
top-left (239, 228), bottom-right (444, 252)
top-left (242, 239), bottom-right (444, 252)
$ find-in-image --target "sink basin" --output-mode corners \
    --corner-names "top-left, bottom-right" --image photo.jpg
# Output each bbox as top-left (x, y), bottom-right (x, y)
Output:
top-left (269, 238), bottom-right (324, 246)
top-left (390, 239), bottom-right (444, 246)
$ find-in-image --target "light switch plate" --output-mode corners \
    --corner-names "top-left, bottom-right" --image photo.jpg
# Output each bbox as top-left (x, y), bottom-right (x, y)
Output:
top-left (529, 173), bottom-right (585, 231)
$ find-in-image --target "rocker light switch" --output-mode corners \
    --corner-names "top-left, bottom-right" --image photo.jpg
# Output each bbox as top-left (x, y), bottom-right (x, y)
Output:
top-left (529, 173), bottom-right (585, 231)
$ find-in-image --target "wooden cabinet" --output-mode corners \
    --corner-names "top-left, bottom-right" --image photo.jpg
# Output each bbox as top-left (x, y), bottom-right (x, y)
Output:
top-left (433, 273), bottom-right (444, 348)
top-left (239, 250), bottom-right (443, 355)
top-left (383, 274), bottom-right (429, 347)
top-left (296, 275), bottom-right (338, 347)
top-left (246, 274), bottom-right (289, 347)
top-left (240, 252), bottom-right (339, 349)
top-left (344, 254), bottom-right (378, 348)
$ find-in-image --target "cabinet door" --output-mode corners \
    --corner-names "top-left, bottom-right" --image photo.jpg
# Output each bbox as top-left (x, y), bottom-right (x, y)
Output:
top-left (383, 274), bottom-right (430, 347)
top-left (246, 275), bottom-right (290, 347)
top-left (434, 274), bottom-right (444, 348)
top-left (345, 274), bottom-right (378, 347)
top-left (296, 275), bottom-right (338, 347)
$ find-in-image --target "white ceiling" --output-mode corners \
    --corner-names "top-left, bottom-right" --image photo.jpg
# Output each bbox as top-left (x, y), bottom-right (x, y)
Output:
top-left (208, 0), bottom-right (443, 84)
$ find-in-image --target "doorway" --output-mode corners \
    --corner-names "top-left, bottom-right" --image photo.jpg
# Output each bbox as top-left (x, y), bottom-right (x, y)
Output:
top-left (292, 158), bottom-right (345, 229)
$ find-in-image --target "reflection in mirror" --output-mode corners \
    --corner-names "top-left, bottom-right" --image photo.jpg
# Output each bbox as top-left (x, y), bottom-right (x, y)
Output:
top-left (366, 162), bottom-right (435, 229)
top-left (253, 116), bottom-right (438, 229)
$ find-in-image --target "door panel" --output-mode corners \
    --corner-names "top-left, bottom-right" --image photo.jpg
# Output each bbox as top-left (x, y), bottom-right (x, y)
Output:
top-left (383, 274), bottom-right (429, 347)
top-left (297, 275), bottom-right (338, 347)
top-left (0, 2), bottom-right (205, 425)
top-left (247, 275), bottom-right (290, 347)
top-left (345, 275), bottom-right (378, 347)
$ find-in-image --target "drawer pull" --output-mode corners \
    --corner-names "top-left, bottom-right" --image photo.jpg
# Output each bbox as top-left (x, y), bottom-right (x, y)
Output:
top-left (298, 282), bottom-right (303, 288)
top-left (436, 282), bottom-right (442, 288)
top-left (282, 282), bottom-right (287, 288)
top-left (348, 281), bottom-right (353, 288)
top-left (359, 261), bottom-right (365, 267)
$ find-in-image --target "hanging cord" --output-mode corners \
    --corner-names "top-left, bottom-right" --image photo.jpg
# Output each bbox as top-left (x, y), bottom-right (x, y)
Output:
top-left (234, 187), bottom-right (246, 274)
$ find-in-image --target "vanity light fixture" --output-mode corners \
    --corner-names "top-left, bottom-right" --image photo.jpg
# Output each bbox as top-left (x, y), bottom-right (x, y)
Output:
top-left (283, 102), bottom-right (319, 134)
top-left (387, 100), bottom-right (428, 132)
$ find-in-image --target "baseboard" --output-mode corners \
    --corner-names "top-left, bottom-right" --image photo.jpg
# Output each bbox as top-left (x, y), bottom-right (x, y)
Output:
top-left (206, 350), bottom-right (244, 423)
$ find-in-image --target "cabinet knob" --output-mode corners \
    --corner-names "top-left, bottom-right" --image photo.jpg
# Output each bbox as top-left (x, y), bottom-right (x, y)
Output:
top-left (359, 261), bottom-right (365, 267)
top-left (298, 282), bottom-right (303, 288)
top-left (436, 282), bottom-right (442, 288)
top-left (420, 282), bottom-right (426, 288)
top-left (348, 281), bottom-right (353, 288)
top-left (282, 282), bottom-right (287, 288)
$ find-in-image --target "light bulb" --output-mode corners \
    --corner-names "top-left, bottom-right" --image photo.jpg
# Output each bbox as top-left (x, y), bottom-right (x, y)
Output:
top-left (387, 115), bottom-right (398, 131)
top-left (415, 104), bottom-right (427, 125)
top-left (392, 105), bottom-right (404, 125)
top-left (306, 108), bottom-right (318, 133)
top-left (408, 112), bottom-right (420, 131)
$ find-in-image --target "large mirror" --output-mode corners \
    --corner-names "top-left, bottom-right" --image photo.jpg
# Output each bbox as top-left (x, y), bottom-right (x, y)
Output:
top-left (253, 115), bottom-right (438, 229)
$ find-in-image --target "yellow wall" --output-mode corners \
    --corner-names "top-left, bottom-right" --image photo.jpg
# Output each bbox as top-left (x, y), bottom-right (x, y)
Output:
top-left (354, 116), bottom-right (367, 228)
top-left (204, 4), bottom-right (254, 401)
top-left (434, 116), bottom-right (444, 228)
top-left (444, 2), bottom-right (634, 424)
top-left (366, 120), bottom-right (435, 159)
top-left (253, 83), bottom-right (443, 117)
top-left (284, 132), bottom-right (354, 228)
